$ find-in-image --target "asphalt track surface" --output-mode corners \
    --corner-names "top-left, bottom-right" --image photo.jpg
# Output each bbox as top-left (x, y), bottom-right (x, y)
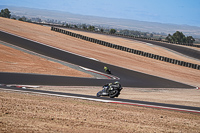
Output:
top-left (120, 36), bottom-right (200, 60)
top-left (0, 30), bottom-right (195, 88)
top-left (0, 86), bottom-right (200, 113)
top-left (65, 28), bottom-right (200, 60)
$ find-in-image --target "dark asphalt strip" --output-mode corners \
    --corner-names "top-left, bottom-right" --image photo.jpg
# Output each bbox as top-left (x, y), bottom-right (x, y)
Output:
top-left (0, 72), bottom-right (114, 86)
top-left (0, 86), bottom-right (199, 113)
top-left (130, 37), bottom-right (200, 60)
top-left (101, 32), bottom-right (200, 60)
top-left (0, 30), bottom-right (194, 88)
top-left (65, 28), bottom-right (200, 60)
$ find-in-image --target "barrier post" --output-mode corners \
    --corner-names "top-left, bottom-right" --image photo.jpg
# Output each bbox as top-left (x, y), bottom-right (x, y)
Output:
top-left (198, 65), bottom-right (200, 70)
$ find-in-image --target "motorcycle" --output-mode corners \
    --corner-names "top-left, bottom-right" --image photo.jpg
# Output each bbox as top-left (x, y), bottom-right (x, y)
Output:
top-left (96, 84), bottom-right (123, 98)
top-left (104, 66), bottom-right (111, 74)
top-left (105, 69), bottom-right (111, 74)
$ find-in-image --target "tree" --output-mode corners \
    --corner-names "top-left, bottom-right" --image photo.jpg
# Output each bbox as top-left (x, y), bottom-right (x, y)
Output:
top-left (150, 33), bottom-right (153, 38)
top-left (186, 36), bottom-right (195, 44)
top-left (18, 18), bottom-right (23, 21)
top-left (82, 24), bottom-right (87, 30)
top-left (121, 29), bottom-right (129, 35)
top-left (134, 31), bottom-right (141, 37)
top-left (165, 31), bottom-right (195, 44)
top-left (11, 17), bottom-right (16, 20)
top-left (74, 25), bottom-right (78, 28)
top-left (143, 33), bottom-right (147, 37)
top-left (0, 8), bottom-right (11, 18)
top-left (18, 16), bottom-right (27, 21)
top-left (109, 29), bottom-right (116, 34)
top-left (172, 31), bottom-right (185, 43)
top-left (88, 25), bottom-right (95, 31)
top-left (100, 28), bottom-right (104, 32)
top-left (65, 24), bottom-right (70, 28)
top-left (165, 34), bottom-right (172, 42)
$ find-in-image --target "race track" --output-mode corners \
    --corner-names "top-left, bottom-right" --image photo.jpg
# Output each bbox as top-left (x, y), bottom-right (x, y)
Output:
top-left (128, 37), bottom-right (200, 60)
top-left (1, 30), bottom-right (199, 113)
top-left (1, 86), bottom-right (200, 113)
top-left (0, 30), bottom-right (194, 88)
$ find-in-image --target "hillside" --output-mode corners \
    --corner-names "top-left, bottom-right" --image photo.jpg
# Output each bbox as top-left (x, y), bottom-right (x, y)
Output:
top-left (0, 43), bottom-right (92, 77)
top-left (0, 17), bottom-right (200, 86)
top-left (2, 5), bottom-right (200, 38)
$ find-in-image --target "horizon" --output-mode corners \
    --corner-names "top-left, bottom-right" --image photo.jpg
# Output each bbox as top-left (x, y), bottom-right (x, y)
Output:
top-left (1, 5), bottom-right (200, 28)
top-left (0, 0), bottom-right (200, 27)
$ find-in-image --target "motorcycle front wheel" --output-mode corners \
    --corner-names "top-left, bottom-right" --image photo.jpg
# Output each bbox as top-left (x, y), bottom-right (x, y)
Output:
top-left (96, 91), bottom-right (103, 97)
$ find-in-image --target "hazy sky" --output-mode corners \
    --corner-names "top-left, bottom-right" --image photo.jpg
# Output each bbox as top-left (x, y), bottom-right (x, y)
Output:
top-left (1, 0), bottom-right (200, 27)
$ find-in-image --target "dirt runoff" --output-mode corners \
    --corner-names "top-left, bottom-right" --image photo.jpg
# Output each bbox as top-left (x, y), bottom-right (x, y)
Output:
top-left (0, 90), bottom-right (200, 133)
top-left (0, 44), bottom-right (92, 77)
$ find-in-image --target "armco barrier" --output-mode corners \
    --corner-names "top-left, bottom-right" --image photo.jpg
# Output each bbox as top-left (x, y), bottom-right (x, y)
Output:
top-left (51, 27), bottom-right (200, 70)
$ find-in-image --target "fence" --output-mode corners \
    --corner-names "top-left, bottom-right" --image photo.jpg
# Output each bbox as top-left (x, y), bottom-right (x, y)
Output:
top-left (44, 23), bottom-right (200, 48)
top-left (51, 27), bottom-right (200, 70)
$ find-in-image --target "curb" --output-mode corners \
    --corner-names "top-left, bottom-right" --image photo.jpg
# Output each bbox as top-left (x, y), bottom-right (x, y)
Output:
top-left (79, 66), bottom-right (120, 80)
top-left (0, 84), bottom-right (40, 89)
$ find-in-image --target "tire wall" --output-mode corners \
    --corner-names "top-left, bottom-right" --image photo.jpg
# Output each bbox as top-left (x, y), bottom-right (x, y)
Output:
top-left (51, 27), bottom-right (200, 70)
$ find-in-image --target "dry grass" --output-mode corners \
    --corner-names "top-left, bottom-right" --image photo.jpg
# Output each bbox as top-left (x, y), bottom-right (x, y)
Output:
top-left (0, 17), bottom-right (199, 87)
top-left (0, 44), bottom-right (92, 77)
top-left (0, 91), bottom-right (200, 133)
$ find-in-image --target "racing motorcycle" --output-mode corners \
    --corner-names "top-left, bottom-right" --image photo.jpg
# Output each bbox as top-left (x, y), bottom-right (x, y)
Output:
top-left (104, 66), bottom-right (111, 74)
top-left (96, 84), bottom-right (123, 98)
top-left (105, 69), bottom-right (111, 74)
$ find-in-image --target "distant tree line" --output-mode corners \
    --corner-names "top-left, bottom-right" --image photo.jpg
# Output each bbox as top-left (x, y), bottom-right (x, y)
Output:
top-left (118, 29), bottom-right (152, 37)
top-left (1, 8), bottom-right (196, 44)
top-left (165, 31), bottom-right (195, 44)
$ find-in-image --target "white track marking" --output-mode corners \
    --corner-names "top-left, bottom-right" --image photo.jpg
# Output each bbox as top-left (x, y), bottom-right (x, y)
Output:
top-left (0, 88), bottom-right (112, 103)
top-left (6, 85), bottom-right (40, 88)
top-left (1, 87), bottom-right (199, 113)
top-left (0, 30), bottom-right (99, 61)
top-left (79, 66), bottom-right (120, 79)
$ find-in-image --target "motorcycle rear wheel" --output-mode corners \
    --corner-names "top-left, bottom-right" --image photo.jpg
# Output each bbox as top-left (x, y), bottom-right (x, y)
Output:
top-left (109, 90), bottom-right (119, 98)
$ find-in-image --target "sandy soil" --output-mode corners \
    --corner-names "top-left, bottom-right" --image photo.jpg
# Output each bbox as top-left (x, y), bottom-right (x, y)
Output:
top-left (1, 90), bottom-right (200, 133)
top-left (0, 17), bottom-right (199, 87)
top-left (0, 44), bottom-right (92, 77)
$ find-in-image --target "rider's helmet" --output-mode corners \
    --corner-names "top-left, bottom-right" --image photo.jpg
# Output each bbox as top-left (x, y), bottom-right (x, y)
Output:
top-left (108, 83), bottom-right (112, 86)
top-left (114, 81), bottom-right (120, 85)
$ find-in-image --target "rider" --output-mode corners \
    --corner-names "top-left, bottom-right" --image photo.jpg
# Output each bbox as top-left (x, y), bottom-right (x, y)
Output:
top-left (104, 66), bottom-right (109, 72)
top-left (112, 81), bottom-right (121, 89)
top-left (104, 81), bottom-right (121, 93)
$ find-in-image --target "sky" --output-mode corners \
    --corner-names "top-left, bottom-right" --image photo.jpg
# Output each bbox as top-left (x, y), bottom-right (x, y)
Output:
top-left (1, 0), bottom-right (200, 27)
